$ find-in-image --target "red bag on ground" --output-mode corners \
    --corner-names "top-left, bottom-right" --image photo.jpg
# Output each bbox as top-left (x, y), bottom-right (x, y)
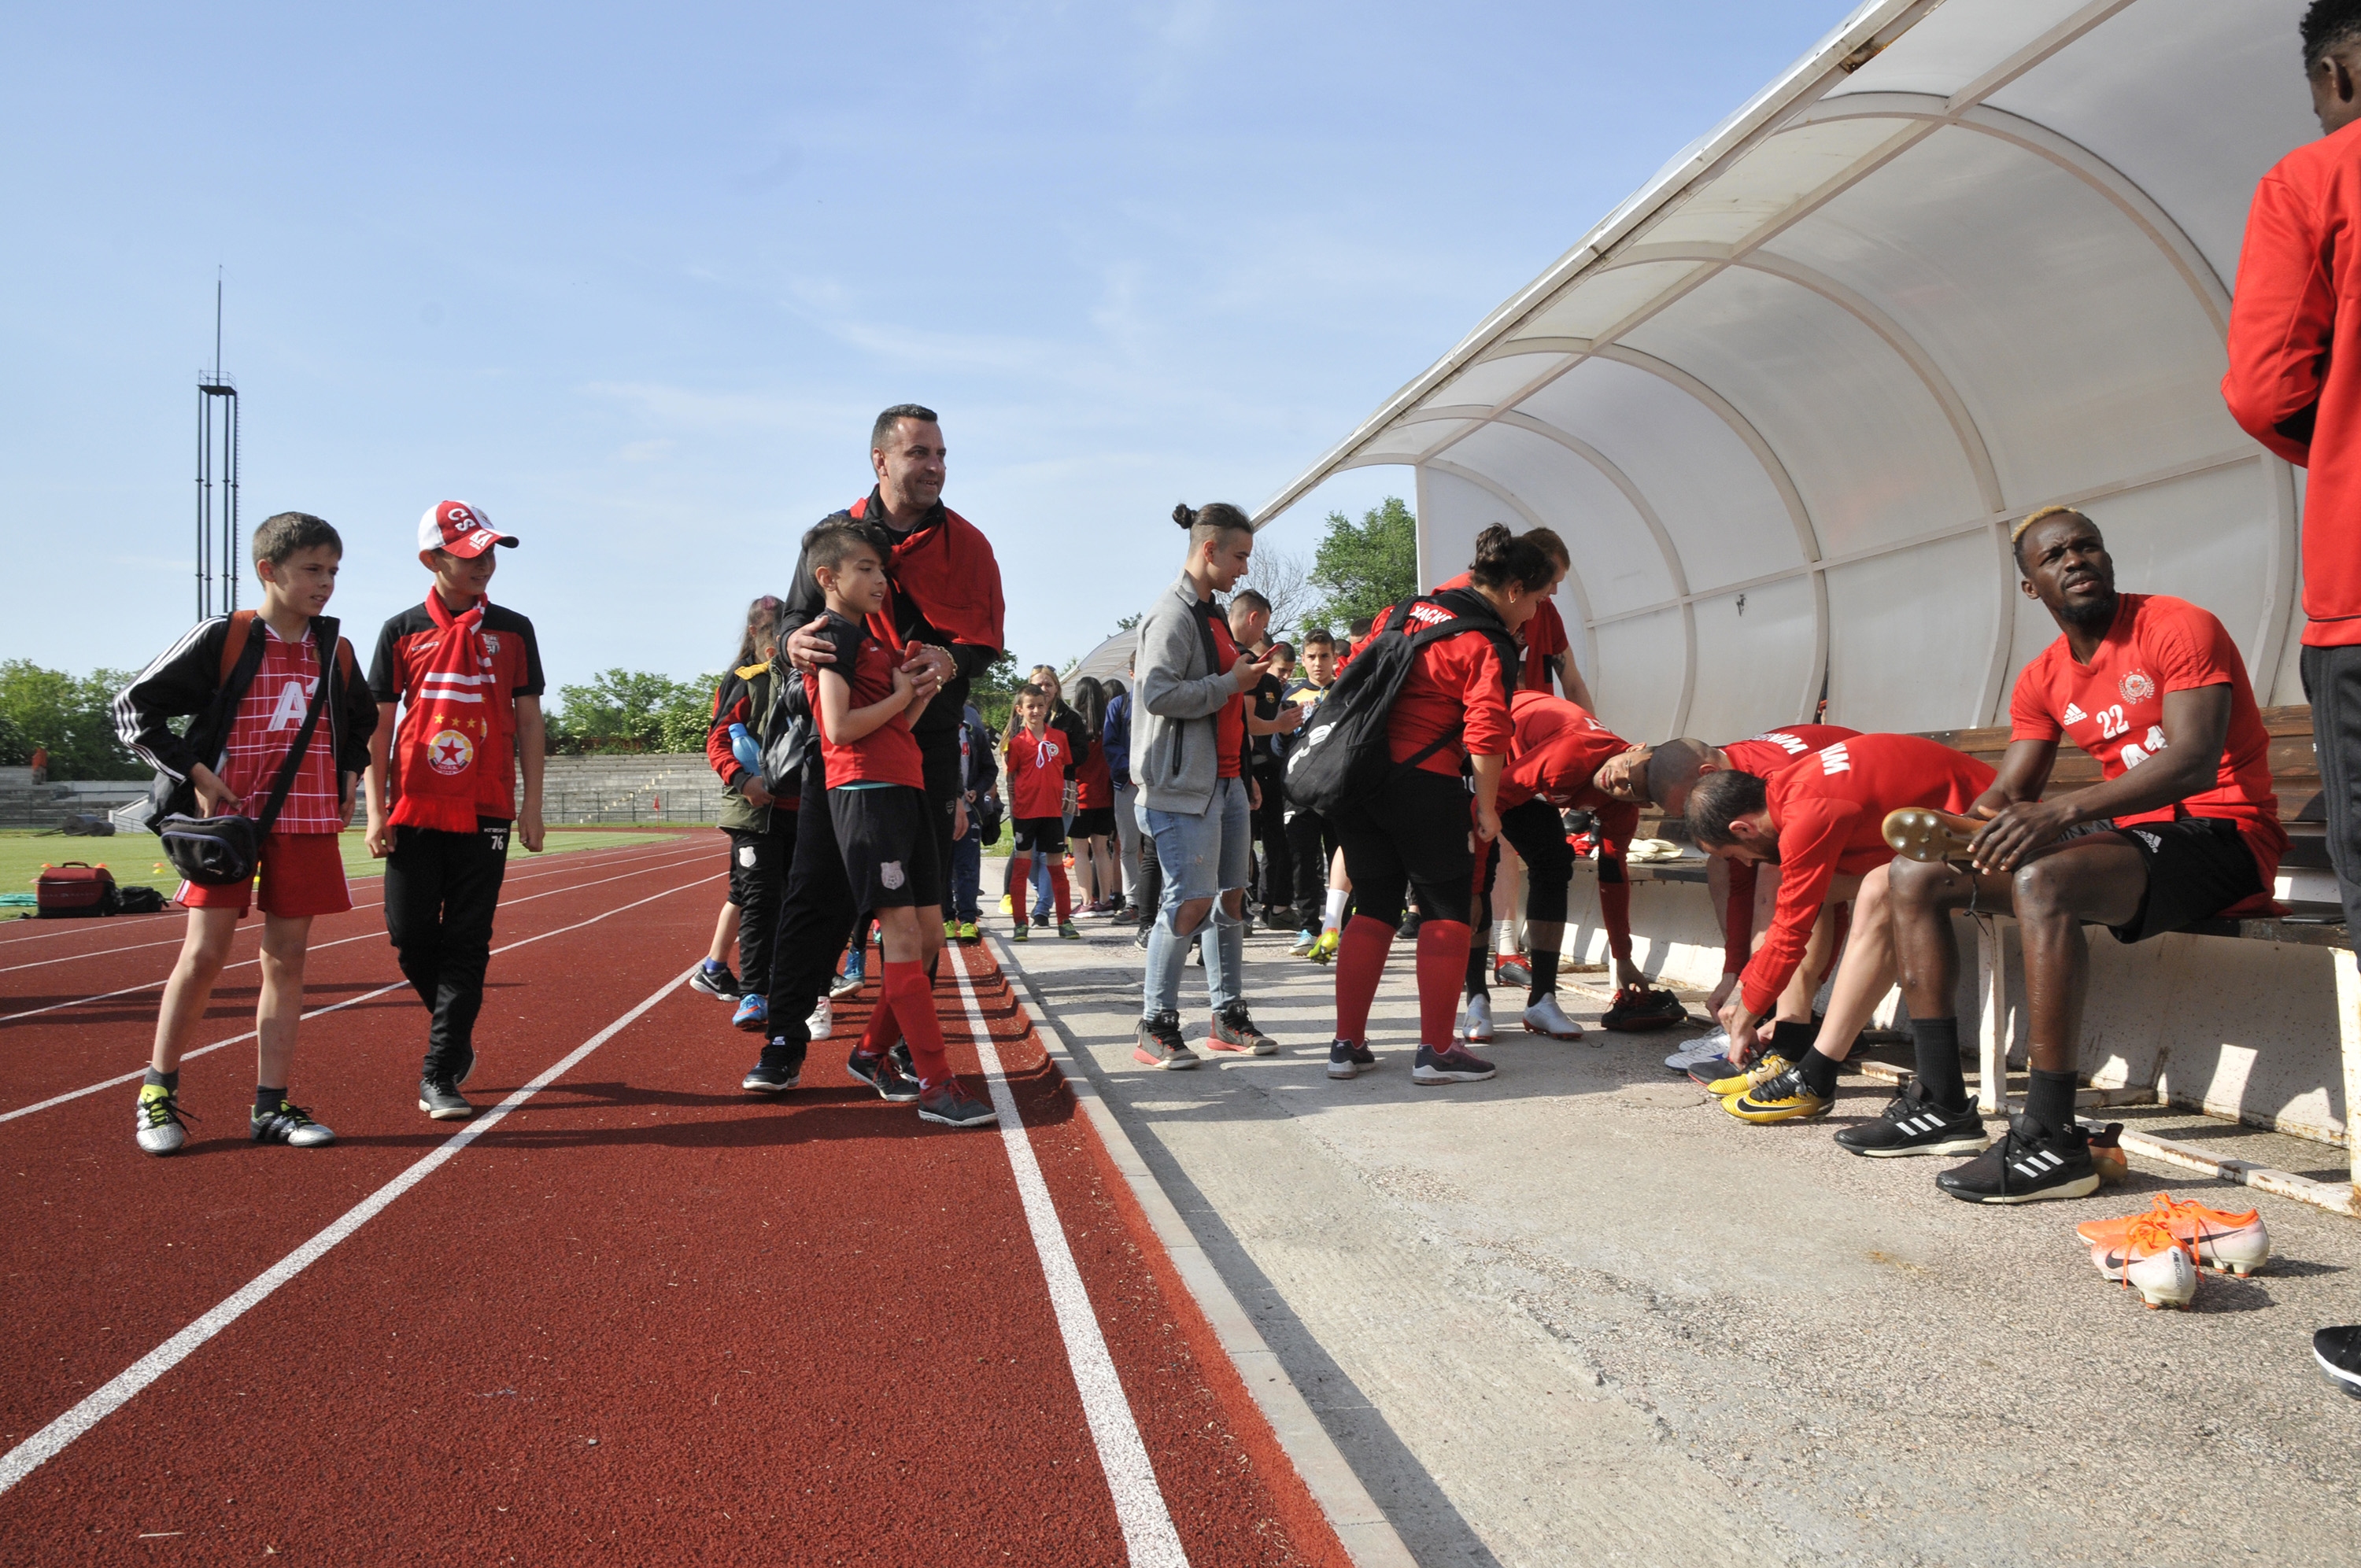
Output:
top-left (35, 862), bottom-right (117, 918)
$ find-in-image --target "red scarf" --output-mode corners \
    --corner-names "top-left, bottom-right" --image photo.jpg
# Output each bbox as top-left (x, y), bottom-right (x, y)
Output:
top-left (389, 592), bottom-right (515, 831)
top-left (848, 495), bottom-right (1006, 651)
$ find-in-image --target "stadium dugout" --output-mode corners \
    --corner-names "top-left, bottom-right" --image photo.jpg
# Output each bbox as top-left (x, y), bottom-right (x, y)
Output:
top-left (1258, 0), bottom-right (2361, 1216)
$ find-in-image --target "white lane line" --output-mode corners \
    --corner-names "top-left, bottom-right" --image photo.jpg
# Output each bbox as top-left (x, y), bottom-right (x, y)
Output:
top-left (0, 872), bottom-right (722, 1124)
top-left (0, 850), bottom-right (711, 1025)
top-left (946, 943), bottom-right (1188, 1567)
top-left (0, 963), bottom-right (697, 1499)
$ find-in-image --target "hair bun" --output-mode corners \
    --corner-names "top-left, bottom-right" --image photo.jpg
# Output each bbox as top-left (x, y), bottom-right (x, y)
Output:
top-left (1472, 522), bottom-right (1514, 559)
top-left (1172, 503), bottom-right (1198, 529)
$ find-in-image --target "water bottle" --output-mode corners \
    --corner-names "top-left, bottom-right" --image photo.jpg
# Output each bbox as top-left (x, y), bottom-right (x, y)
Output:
top-left (728, 723), bottom-right (763, 775)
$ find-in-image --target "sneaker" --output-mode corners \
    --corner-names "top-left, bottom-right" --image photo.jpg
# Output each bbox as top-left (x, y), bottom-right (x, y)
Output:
top-left (829, 964), bottom-right (865, 999)
top-left (1012, 921), bottom-right (1031, 943)
top-left (846, 1050), bottom-right (922, 1103)
top-left (743, 1036), bottom-right (807, 1093)
top-left (1185, 939), bottom-right (1204, 966)
top-left (1308, 929), bottom-right (1339, 965)
top-left (449, 1038), bottom-right (477, 1090)
top-left (1722, 1068), bottom-right (1831, 1123)
top-left (1934, 1114), bottom-right (2098, 1205)
top-left (889, 1042), bottom-right (916, 1083)
top-left (689, 960), bottom-right (742, 1000)
top-left (419, 1078), bottom-right (474, 1121)
top-left (251, 1099), bottom-right (336, 1148)
top-left (1705, 1054), bottom-right (1792, 1097)
top-left (2315, 1326), bottom-right (2361, 1399)
top-left (959, 921), bottom-right (980, 942)
top-left (1289, 928), bottom-right (1317, 957)
top-left (2075, 1194), bottom-right (2271, 1278)
top-left (1460, 993), bottom-right (1495, 1042)
top-left (917, 1080), bottom-right (997, 1128)
top-left (1326, 1039), bottom-right (1378, 1079)
top-left (2090, 1212), bottom-right (2199, 1311)
top-left (1494, 954), bottom-right (1532, 990)
top-left (805, 996), bottom-right (833, 1042)
top-left (944, 918), bottom-right (958, 940)
top-left (1260, 909), bottom-right (1294, 932)
top-left (1412, 1043), bottom-right (1497, 1084)
top-left (1398, 913), bottom-right (1422, 942)
top-left (1602, 984), bottom-right (1687, 1032)
top-left (1033, 913), bottom-right (1054, 928)
top-left (1832, 1082), bottom-right (1986, 1157)
top-left (1208, 1002), bottom-right (1279, 1056)
top-left (1665, 1030), bottom-right (1730, 1073)
top-left (732, 993), bottom-right (770, 1032)
top-left (1522, 994), bottom-right (1585, 1041)
top-left (134, 1083), bottom-right (188, 1157)
top-left (1133, 1012), bottom-right (1199, 1070)
top-left (1058, 921), bottom-right (1081, 940)
top-left (1131, 923), bottom-right (1151, 952)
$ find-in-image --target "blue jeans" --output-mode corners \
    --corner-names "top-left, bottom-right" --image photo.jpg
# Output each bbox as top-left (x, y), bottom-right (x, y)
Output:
top-left (1140, 776), bottom-right (1251, 1020)
top-left (948, 823), bottom-right (981, 921)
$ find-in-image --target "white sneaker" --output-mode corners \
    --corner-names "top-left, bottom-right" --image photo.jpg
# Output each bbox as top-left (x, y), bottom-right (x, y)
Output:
top-left (805, 996), bottom-right (833, 1041)
top-left (1664, 1029), bottom-right (1730, 1072)
top-left (135, 1083), bottom-right (186, 1157)
top-left (1460, 994), bottom-right (1495, 1042)
top-left (1522, 994), bottom-right (1584, 1041)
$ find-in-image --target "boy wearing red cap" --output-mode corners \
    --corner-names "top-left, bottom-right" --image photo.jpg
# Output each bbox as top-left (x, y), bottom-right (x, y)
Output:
top-left (364, 500), bottom-right (547, 1121)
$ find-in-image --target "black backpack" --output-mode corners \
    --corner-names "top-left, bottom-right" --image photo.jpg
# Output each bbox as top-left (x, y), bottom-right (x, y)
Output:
top-left (1283, 592), bottom-right (1519, 817)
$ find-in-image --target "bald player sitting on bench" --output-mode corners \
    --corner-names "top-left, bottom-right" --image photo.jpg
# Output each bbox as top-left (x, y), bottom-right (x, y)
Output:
top-left (1683, 733), bottom-right (1995, 1124)
top-left (1864, 507), bottom-right (2286, 1202)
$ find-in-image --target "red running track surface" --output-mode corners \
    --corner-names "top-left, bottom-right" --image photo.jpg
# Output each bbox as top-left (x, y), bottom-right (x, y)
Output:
top-left (0, 849), bottom-right (1349, 1564)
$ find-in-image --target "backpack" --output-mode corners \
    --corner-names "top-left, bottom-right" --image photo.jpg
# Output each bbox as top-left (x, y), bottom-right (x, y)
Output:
top-left (1282, 593), bottom-right (1519, 817)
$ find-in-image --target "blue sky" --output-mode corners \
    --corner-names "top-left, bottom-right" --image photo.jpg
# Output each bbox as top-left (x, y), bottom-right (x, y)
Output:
top-left (3, 1), bottom-right (1844, 697)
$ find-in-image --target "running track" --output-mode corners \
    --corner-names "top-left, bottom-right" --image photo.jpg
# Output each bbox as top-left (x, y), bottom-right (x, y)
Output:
top-left (0, 839), bottom-right (1346, 1562)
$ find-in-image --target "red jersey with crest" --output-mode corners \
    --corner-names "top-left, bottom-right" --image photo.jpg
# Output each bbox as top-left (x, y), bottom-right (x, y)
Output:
top-left (2008, 593), bottom-right (2285, 884)
top-left (1004, 725), bottom-right (1071, 818)
top-left (807, 611), bottom-right (924, 790)
top-left (217, 621), bottom-right (342, 834)
top-left (1715, 724), bottom-right (1861, 974)
top-left (1739, 734), bottom-right (1995, 1017)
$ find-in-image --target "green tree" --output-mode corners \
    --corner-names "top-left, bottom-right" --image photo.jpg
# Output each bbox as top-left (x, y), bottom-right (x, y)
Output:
top-left (0, 662), bottom-right (145, 779)
top-left (1310, 496), bottom-right (1419, 631)
top-left (967, 651), bottom-right (1025, 739)
top-left (546, 669), bottom-right (713, 754)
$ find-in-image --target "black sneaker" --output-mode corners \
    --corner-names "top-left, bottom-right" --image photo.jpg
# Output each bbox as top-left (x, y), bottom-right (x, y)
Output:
top-left (1326, 1039), bottom-right (1378, 1080)
top-left (1133, 1012), bottom-right (1199, 1070)
top-left (2315, 1326), bottom-right (2361, 1399)
top-left (251, 1100), bottom-right (335, 1147)
top-left (1834, 1082), bottom-right (1988, 1158)
top-left (1259, 909), bottom-right (1294, 932)
top-left (419, 1078), bottom-right (473, 1121)
top-left (889, 1041), bottom-right (916, 1084)
top-left (1602, 984), bottom-right (1687, 1032)
top-left (1934, 1113), bottom-right (2097, 1204)
top-left (1208, 1002), bottom-right (1279, 1056)
top-left (742, 1036), bottom-right (807, 1093)
top-left (917, 1080), bottom-right (997, 1127)
top-left (847, 1050), bottom-right (922, 1103)
top-left (689, 960), bottom-right (742, 1001)
top-left (1132, 923), bottom-right (1153, 952)
top-left (448, 1038), bottom-right (477, 1090)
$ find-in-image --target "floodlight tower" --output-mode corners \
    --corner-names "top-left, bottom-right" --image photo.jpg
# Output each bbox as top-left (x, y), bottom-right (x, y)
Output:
top-left (195, 275), bottom-right (239, 619)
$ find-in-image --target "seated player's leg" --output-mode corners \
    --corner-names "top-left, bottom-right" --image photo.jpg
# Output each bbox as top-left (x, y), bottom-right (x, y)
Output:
top-left (1727, 869), bottom-right (1886, 1123)
top-left (1834, 853), bottom-right (2002, 1157)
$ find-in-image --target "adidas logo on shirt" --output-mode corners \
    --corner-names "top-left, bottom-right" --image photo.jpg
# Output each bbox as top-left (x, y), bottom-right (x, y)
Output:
top-left (2061, 703), bottom-right (2087, 725)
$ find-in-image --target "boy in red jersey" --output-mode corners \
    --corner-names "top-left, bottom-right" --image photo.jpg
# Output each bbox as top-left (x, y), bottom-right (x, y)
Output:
top-left (1002, 684), bottom-right (1078, 943)
top-left (804, 521), bottom-right (996, 1128)
top-left (1871, 508), bottom-right (2285, 1201)
top-left (115, 511), bottom-right (377, 1155)
top-left (364, 501), bottom-right (546, 1123)
top-left (1684, 733), bottom-right (1994, 1124)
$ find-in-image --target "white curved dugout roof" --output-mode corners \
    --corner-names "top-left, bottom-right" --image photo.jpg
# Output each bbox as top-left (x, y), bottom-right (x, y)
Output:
top-left (1262, 0), bottom-right (2322, 744)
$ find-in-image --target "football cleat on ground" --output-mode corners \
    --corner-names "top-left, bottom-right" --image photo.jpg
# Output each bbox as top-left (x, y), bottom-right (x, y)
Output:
top-left (251, 1099), bottom-right (335, 1147)
top-left (2086, 1120), bottom-right (2128, 1185)
top-left (805, 997), bottom-right (833, 1042)
top-left (135, 1083), bottom-right (187, 1157)
top-left (1493, 954), bottom-right (1532, 990)
top-left (959, 920), bottom-right (980, 942)
top-left (689, 961), bottom-right (741, 1001)
top-left (1664, 1030), bottom-right (1729, 1072)
top-left (1834, 1082), bottom-right (1987, 1157)
top-left (731, 993), bottom-right (770, 1032)
top-left (917, 1081), bottom-right (998, 1128)
top-left (1412, 1043), bottom-right (1497, 1084)
top-left (1882, 806), bottom-right (1981, 863)
top-left (1523, 994), bottom-right (1585, 1041)
top-left (1134, 1012), bottom-right (1200, 1070)
top-left (829, 964), bottom-right (866, 998)
top-left (1705, 1053), bottom-right (1793, 1097)
top-left (1290, 928), bottom-right (1317, 957)
top-left (419, 1078), bottom-right (474, 1121)
top-left (1935, 1114), bottom-right (2097, 1204)
top-left (1012, 921), bottom-right (1031, 943)
top-left (1722, 1068), bottom-right (1831, 1123)
top-left (1307, 929), bottom-right (1339, 965)
top-left (1058, 921), bottom-right (1082, 940)
top-left (2075, 1194), bottom-right (2272, 1278)
top-left (846, 1050), bottom-right (922, 1104)
top-left (2091, 1213), bottom-right (2199, 1310)
top-left (1326, 1039), bottom-right (1378, 1079)
top-left (1602, 984), bottom-right (1687, 1032)
top-left (1207, 1002), bottom-right (1280, 1056)
top-left (1460, 994), bottom-right (1495, 1043)
top-left (2315, 1326), bottom-right (2361, 1399)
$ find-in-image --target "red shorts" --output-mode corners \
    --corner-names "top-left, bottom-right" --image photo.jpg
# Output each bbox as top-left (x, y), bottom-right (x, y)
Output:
top-left (176, 832), bottom-right (352, 919)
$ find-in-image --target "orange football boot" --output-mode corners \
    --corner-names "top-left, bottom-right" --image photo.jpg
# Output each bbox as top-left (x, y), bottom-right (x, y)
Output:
top-left (2092, 1211), bottom-right (2198, 1310)
top-left (2076, 1193), bottom-right (2270, 1278)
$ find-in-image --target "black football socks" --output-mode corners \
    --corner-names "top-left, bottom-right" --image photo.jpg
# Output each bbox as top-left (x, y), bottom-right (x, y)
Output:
top-left (2027, 1066), bottom-right (2078, 1137)
top-left (1911, 1017), bottom-right (1968, 1112)
top-left (1798, 1049), bottom-right (1840, 1098)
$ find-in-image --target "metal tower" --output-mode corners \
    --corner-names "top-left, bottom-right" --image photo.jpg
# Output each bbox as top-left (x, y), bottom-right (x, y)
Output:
top-left (196, 275), bottom-right (239, 619)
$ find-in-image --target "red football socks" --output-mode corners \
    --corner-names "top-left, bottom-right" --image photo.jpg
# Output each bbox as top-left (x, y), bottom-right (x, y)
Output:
top-left (1333, 915), bottom-right (1395, 1042)
top-left (1008, 855), bottom-right (1030, 909)
top-left (1416, 919), bottom-right (1472, 1047)
top-left (883, 960), bottom-right (952, 1086)
top-left (857, 985), bottom-right (900, 1057)
top-left (1049, 860), bottom-right (1072, 923)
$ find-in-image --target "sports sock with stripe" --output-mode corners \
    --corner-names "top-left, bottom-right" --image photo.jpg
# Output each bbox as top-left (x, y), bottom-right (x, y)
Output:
top-left (1415, 918), bottom-right (1472, 1048)
top-left (1910, 1016), bottom-right (1968, 1112)
top-left (883, 960), bottom-right (952, 1086)
top-left (2027, 1066), bottom-right (2077, 1138)
top-left (1333, 915), bottom-right (1394, 1042)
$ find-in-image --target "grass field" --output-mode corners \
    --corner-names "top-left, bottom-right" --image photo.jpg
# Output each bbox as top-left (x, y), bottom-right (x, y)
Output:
top-left (0, 825), bottom-right (704, 906)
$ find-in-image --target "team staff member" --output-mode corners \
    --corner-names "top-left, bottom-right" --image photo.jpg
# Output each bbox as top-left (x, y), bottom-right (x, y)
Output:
top-left (748, 405), bottom-right (1004, 1090)
top-left (1869, 508), bottom-right (2284, 1201)
top-left (1326, 525), bottom-right (1557, 1086)
top-left (365, 500), bottom-right (546, 1123)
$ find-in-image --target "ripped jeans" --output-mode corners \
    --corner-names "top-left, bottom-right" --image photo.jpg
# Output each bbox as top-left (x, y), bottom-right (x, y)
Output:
top-left (1138, 775), bottom-right (1251, 1020)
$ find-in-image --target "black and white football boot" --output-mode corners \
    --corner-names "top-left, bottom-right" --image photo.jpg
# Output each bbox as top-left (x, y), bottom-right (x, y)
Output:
top-left (1934, 1112), bottom-right (2097, 1204)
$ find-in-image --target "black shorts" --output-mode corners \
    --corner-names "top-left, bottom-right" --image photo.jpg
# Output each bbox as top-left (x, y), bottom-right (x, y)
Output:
top-left (1012, 815), bottom-right (1066, 855)
top-left (1070, 806), bottom-right (1116, 838)
top-left (826, 784), bottom-right (942, 910)
top-left (2066, 816), bottom-right (2264, 943)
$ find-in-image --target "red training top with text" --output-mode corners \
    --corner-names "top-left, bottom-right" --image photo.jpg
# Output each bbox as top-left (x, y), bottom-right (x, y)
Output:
top-left (1499, 692), bottom-right (1627, 812)
top-left (1714, 724), bottom-right (1862, 976)
top-left (1385, 600), bottom-right (1514, 778)
top-left (807, 611), bottom-right (924, 790)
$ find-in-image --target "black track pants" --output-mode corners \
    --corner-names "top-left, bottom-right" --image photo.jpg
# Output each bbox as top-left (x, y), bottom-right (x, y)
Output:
top-left (726, 818), bottom-right (796, 1002)
top-left (385, 817), bottom-right (512, 1080)
top-left (2304, 644), bottom-right (2361, 933)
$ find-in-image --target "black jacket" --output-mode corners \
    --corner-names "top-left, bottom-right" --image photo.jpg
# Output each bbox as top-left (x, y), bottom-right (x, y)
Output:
top-left (114, 614), bottom-right (377, 821)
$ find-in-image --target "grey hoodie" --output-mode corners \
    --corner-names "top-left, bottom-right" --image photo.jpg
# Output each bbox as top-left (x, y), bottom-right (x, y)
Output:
top-left (1133, 572), bottom-right (1247, 815)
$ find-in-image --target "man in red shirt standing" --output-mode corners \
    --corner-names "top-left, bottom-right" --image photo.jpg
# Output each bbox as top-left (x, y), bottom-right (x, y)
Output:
top-left (1871, 508), bottom-right (2283, 1202)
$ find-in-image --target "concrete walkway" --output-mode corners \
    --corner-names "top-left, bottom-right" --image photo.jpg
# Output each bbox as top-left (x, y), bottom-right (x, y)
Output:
top-left (988, 895), bottom-right (2361, 1567)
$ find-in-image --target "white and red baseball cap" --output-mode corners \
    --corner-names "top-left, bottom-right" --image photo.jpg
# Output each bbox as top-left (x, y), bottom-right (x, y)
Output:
top-left (418, 500), bottom-right (519, 559)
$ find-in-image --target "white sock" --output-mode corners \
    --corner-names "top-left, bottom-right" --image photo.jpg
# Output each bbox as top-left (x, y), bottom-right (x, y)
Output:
top-left (1322, 889), bottom-right (1349, 932)
top-left (1496, 924), bottom-right (1520, 957)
